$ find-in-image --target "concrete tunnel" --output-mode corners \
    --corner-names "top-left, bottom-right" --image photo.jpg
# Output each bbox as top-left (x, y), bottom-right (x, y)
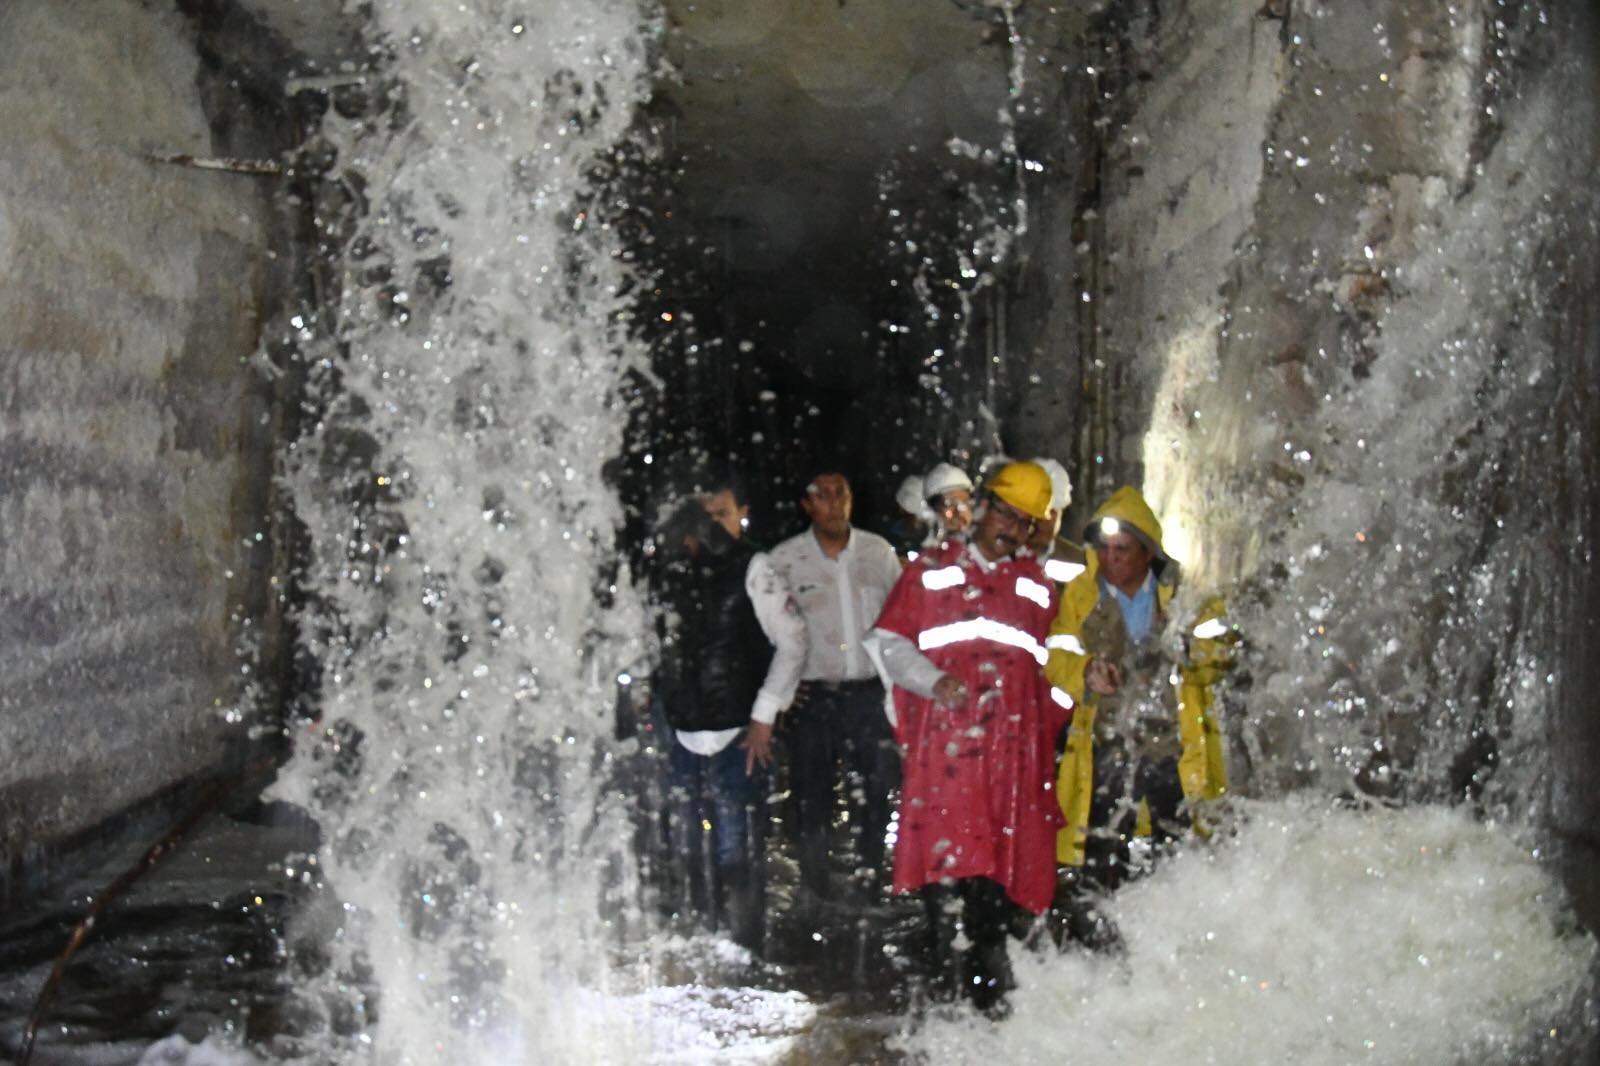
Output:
top-left (2, 0), bottom-right (1599, 1047)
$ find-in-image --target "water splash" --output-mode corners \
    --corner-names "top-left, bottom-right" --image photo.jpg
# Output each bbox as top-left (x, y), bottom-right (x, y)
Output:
top-left (1134, 2), bottom-right (1600, 817)
top-left (270, 1), bottom-right (659, 1059)
top-left (877, 0), bottom-right (1036, 471)
top-left (904, 798), bottom-right (1596, 1064)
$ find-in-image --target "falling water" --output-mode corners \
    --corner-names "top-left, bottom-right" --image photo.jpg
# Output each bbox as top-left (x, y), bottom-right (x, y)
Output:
top-left (270, 1), bottom-right (660, 1059)
top-left (877, 1), bottom-right (1033, 473)
top-left (1133, 3), bottom-right (1600, 819)
top-left (908, 4), bottom-right (1600, 1061)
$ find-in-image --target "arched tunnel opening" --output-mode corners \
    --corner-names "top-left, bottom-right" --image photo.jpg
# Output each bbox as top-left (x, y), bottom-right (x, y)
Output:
top-left (2, 0), bottom-right (1600, 1061)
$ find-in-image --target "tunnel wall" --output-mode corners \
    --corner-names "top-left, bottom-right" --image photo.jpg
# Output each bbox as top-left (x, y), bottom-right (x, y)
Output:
top-left (0, 0), bottom-right (291, 878)
top-left (1004, 2), bottom-right (1285, 537)
top-left (1010, 2), bottom-right (1600, 927)
top-left (1548, 3), bottom-right (1600, 935)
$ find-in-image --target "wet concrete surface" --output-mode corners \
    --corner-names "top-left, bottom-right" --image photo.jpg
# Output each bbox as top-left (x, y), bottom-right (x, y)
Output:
top-left (0, 783), bottom-right (965, 1065)
top-left (0, 801), bottom-right (316, 1064)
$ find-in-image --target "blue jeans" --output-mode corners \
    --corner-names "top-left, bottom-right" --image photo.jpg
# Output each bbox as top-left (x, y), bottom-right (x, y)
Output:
top-left (657, 709), bottom-right (769, 949)
top-left (666, 730), bottom-right (768, 869)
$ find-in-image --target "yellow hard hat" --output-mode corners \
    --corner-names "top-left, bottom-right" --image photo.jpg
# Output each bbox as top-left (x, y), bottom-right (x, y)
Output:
top-left (985, 460), bottom-right (1054, 521)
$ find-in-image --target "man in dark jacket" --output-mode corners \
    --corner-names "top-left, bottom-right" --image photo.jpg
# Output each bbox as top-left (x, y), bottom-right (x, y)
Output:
top-left (653, 501), bottom-right (806, 952)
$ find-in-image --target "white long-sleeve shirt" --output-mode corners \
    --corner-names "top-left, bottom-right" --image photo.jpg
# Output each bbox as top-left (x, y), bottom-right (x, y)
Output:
top-left (674, 551), bottom-right (807, 756)
top-left (768, 526), bottom-right (903, 682)
top-left (870, 628), bottom-right (945, 699)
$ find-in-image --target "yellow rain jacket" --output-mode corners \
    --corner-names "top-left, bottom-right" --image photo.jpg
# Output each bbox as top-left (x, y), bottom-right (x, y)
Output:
top-left (1044, 486), bottom-right (1236, 866)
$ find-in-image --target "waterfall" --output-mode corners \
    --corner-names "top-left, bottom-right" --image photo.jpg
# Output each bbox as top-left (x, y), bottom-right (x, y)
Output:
top-left (270, 2), bottom-right (659, 1059)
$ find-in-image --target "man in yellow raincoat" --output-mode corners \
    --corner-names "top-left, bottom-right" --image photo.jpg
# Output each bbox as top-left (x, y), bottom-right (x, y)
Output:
top-left (1043, 486), bottom-right (1236, 893)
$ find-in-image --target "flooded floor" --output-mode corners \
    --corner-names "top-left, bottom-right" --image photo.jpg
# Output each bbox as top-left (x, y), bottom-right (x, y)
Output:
top-left (0, 801), bottom-right (316, 1064)
top-left (0, 783), bottom-right (1592, 1065)
top-left (0, 773), bottom-right (941, 1065)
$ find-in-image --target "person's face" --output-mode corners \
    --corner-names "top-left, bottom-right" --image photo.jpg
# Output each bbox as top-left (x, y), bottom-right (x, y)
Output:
top-left (1097, 530), bottom-right (1154, 590)
top-left (1028, 507), bottom-right (1063, 553)
top-left (801, 473), bottom-right (852, 537)
top-left (937, 488), bottom-right (973, 533)
top-left (702, 489), bottom-right (748, 540)
top-left (972, 495), bottom-right (1035, 560)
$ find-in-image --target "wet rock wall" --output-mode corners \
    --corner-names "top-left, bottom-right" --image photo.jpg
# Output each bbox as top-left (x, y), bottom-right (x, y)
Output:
top-left (1006, 1), bottom-right (1600, 927)
top-left (0, 0), bottom-right (295, 878)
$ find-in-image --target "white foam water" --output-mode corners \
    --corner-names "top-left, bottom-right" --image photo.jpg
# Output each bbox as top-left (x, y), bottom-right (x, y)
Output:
top-left (254, 2), bottom-right (1599, 1063)
top-left (904, 798), bottom-right (1596, 1064)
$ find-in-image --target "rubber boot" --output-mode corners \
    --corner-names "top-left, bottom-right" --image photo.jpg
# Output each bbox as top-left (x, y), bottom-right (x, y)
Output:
top-left (962, 879), bottom-right (1015, 1014)
top-left (1054, 880), bottom-right (1124, 954)
top-left (918, 884), bottom-right (961, 1003)
top-left (720, 864), bottom-right (766, 957)
top-left (1069, 893), bottom-right (1125, 954)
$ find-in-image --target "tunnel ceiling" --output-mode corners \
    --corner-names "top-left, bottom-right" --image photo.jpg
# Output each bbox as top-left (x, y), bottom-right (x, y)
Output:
top-left (223, 0), bottom-right (1086, 398)
top-left (652, 0), bottom-right (1028, 390)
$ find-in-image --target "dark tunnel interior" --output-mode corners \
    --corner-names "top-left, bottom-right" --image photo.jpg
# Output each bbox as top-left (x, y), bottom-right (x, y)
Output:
top-left (616, 0), bottom-right (1079, 542)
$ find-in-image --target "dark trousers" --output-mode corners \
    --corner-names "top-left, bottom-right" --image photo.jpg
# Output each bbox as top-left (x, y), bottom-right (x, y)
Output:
top-left (1081, 741), bottom-right (1184, 890)
top-left (785, 679), bottom-right (897, 897)
top-left (660, 718), bottom-right (769, 951)
top-left (1046, 744), bottom-right (1183, 952)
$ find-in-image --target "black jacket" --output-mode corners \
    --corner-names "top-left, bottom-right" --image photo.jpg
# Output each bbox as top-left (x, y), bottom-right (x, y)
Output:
top-left (656, 525), bottom-right (774, 733)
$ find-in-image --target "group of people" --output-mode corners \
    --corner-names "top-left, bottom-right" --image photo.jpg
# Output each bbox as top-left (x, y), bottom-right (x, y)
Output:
top-left (644, 455), bottom-right (1237, 1011)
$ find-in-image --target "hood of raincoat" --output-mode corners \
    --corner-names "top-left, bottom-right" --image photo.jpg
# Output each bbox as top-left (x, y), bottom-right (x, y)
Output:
top-left (1084, 485), bottom-right (1167, 562)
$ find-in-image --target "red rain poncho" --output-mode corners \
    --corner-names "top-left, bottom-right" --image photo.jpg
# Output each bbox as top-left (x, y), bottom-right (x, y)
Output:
top-left (874, 541), bottom-right (1069, 913)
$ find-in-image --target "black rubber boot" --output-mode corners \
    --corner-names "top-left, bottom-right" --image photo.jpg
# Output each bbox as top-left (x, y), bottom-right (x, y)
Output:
top-left (918, 884), bottom-right (961, 1003)
top-left (961, 879), bottom-right (1016, 1015)
top-left (1079, 901), bottom-right (1125, 954)
top-left (1052, 880), bottom-right (1125, 954)
top-left (720, 864), bottom-right (766, 957)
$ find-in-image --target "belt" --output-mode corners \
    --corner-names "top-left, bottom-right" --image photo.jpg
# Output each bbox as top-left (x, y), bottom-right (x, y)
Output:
top-left (806, 677), bottom-right (882, 693)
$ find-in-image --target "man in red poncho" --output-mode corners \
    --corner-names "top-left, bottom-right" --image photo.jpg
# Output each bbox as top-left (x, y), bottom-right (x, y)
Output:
top-left (868, 460), bottom-right (1071, 1009)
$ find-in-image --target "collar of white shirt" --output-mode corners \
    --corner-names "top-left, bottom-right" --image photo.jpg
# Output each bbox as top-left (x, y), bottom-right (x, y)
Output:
top-left (810, 526), bottom-right (855, 561)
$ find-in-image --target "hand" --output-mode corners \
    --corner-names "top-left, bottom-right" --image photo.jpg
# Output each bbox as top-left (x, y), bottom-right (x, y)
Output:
top-left (932, 674), bottom-right (969, 710)
top-left (1085, 658), bottom-right (1121, 696)
top-left (742, 720), bottom-right (775, 775)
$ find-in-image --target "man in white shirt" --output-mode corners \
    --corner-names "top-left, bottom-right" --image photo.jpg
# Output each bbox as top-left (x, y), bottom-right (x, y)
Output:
top-left (768, 466), bottom-right (904, 899)
top-left (653, 491), bottom-right (807, 952)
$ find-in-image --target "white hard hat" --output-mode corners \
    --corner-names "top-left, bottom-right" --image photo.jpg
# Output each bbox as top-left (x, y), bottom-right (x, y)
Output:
top-left (922, 462), bottom-right (973, 500)
top-left (895, 474), bottom-right (928, 516)
top-left (1031, 456), bottom-right (1073, 514)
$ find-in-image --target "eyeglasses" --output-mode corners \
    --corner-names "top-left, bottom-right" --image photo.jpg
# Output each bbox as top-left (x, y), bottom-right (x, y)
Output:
top-left (939, 495), bottom-right (972, 517)
top-left (986, 497), bottom-right (1037, 534)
